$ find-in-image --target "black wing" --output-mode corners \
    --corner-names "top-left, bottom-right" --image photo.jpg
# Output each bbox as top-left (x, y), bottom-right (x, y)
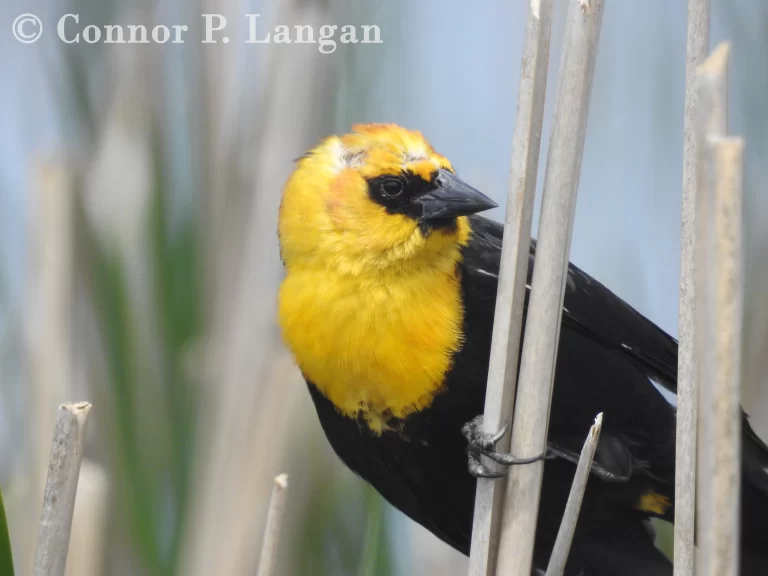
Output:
top-left (464, 216), bottom-right (768, 539)
top-left (465, 215), bottom-right (678, 389)
top-left (463, 215), bottom-right (679, 491)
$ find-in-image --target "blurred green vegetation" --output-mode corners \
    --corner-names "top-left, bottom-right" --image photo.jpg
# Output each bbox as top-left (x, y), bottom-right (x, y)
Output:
top-left (74, 136), bottom-right (200, 576)
top-left (296, 447), bottom-right (394, 576)
top-left (0, 487), bottom-right (14, 576)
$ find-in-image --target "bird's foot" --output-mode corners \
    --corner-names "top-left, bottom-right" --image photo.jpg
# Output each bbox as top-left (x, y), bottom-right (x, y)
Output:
top-left (461, 415), bottom-right (508, 451)
top-left (467, 449), bottom-right (506, 478)
top-left (462, 415), bottom-right (556, 479)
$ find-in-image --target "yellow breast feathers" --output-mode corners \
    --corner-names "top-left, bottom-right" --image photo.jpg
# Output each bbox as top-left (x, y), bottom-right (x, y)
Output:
top-left (278, 258), bottom-right (466, 434)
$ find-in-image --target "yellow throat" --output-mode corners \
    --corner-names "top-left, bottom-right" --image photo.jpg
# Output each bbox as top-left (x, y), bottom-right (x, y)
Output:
top-left (278, 219), bottom-right (471, 434)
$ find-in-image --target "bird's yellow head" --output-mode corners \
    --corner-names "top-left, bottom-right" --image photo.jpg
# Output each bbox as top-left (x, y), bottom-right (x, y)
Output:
top-left (278, 123), bottom-right (497, 276)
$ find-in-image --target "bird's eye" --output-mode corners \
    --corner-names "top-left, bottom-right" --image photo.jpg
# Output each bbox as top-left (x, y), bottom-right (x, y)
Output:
top-left (380, 178), bottom-right (405, 197)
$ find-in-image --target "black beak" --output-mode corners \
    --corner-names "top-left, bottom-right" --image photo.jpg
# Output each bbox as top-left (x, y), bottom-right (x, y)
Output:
top-left (419, 169), bottom-right (498, 221)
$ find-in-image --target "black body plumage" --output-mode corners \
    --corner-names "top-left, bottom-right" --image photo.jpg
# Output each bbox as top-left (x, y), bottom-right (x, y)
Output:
top-left (305, 216), bottom-right (768, 576)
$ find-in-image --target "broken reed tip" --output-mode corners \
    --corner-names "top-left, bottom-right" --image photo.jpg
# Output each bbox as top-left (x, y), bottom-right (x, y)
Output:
top-left (697, 42), bottom-right (731, 76)
top-left (590, 413), bottom-right (603, 440)
top-left (60, 402), bottom-right (93, 420)
top-left (68, 401), bottom-right (92, 411)
top-left (530, 0), bottom-right (541, 19)
top-left (274, 474), bottom-right (288, 489)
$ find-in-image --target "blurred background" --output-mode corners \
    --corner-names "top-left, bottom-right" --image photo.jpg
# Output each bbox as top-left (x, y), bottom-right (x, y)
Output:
top-left (1, 0), bottom-right (767, 574)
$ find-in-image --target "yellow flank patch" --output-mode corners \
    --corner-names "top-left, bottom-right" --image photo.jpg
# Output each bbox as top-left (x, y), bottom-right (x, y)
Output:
top-left (636, 492), bottom-right (671, 515)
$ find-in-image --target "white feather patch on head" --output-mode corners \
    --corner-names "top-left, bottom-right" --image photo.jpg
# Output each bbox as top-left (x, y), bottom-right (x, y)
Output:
top-left (342, 148), bottom-right (365, 168)
top-left (403, 138), bottom-right (431, 165)
top-left (331, 139), bottom-right (365, 172)
top-left (404, 151), bottom-right (428, 164)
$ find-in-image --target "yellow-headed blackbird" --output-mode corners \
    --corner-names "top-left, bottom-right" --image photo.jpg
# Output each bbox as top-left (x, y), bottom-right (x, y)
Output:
top-left (277, 124), bottom-right (768, 575)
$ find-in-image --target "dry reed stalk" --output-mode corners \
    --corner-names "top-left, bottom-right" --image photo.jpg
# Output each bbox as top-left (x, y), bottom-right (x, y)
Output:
top-left (469, 1), bottom-right (554, 573)
top-left (495, 1), bottom-right (605, 574)
top-left (692, 43), bottom-right (730, 575)
top-left (544, 413), bottom-right (603, 576)
top-left (33, 402), bottom-right (92, 576)
top-left (674, 2), bottom-right (711, 571)
top-left (256, 474), bottom-right (289, 576)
